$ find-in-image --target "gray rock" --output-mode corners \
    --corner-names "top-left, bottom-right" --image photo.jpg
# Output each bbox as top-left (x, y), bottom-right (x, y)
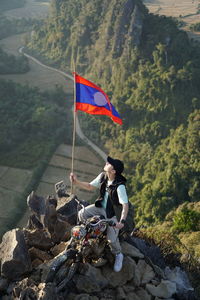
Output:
top-left (74, 294), bottom-right (99, 300)
top-left (37, 282), bottom-right (58, 300)
top-left (0, 276), bottom-right (9, 292)
top-left (135, 287), bottom-right (151, 300)
top-left (29, 247), bottom-right (53, 263)
top-left (74, 274), bottom-right (102, 293)
top-left (102, 256), bottom-right (136, 287)
top-left (126, 291), bottom-right (140, 300)
top-left (0, 229), bottom-right (32, 280)
top-left (121, 241), bottom-right (144, 258)
top-left (146, 280), bottom-right (177, 298)
top-left (75, 263), bottom-right (108, 293)
top-left (24, 229), bottom-right (53, 250)
top-left (27, 191), bottom-right (46, 216)
top-left (164, 266), bottom-right (194, 293)
top-left (12, 277), bottom-right (37, 298)
top-left (116, 286), bottom-right (126, 299)
top-left (56, 194), bottom-right (81, 225)
top-left (135, 259), bottom-right (155, 285)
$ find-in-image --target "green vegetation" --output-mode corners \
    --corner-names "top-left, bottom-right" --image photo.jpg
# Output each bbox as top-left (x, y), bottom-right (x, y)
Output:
top-left (0, 0), bottom-right (25, 12)
top-left (0, 47), bottom-right (29, 74)
top-left (0, 79), bottom-right (72, 168)
top-left (189, 22), bottom-right (200, 32)
top-left (172, 206), bottom-right (200, 233)
top-left (0, 15), bottom-right (40, 40)
top-left (29, 0), bottom-right (200, 227)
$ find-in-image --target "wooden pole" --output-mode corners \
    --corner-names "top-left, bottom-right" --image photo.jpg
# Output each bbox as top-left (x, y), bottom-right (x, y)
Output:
top-left (71, 67), bottom-right (77, 194)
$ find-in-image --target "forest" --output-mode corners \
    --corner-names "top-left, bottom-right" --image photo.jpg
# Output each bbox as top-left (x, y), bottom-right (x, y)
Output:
top-left (28, 0), bottom-right (200, 228)
top-left (0, 79), bottom-right (70, 168)
top-left (0, 48), bottom-right (29, 74)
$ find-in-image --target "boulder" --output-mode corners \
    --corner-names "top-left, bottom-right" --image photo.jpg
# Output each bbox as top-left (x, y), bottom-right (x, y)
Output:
top-left (26, 191), bottom-right (45, 230)
top-left (24, 229), bottom-right (53, 250)
top-left (74, 274), bottom-right (102, 293)
top-left (135, 287), bottom-right (151, 300)
top-left (134, 259), bottom-right (155, 285)
top-left (50, 215), bottom-right (72, 243)
top-left (121, 241), bottom-right (144, 259)
top-left (27, 191), bottom-right (46, 216)
top-left (74, 295), bottom-right (98, 300)
top-left (129, 235), bottom-right (166, 269)
top-left (29, 247), bottom-right (53, 263)
top-left (0, 276), bottom-right (9, 293)
top-left (50, 241), bottom-right (68, 256)
top-left (126, 291), bottom-right (141, 300)
top-left (56, 194), bottom-right (88, 225)
top-left (12, 277), bottom-right (38, 298)
top-left (116, 286), bottom-right (126, 299)
top-left (37, 282), bottom-right (57, 300)
top-left (0, 229), bottom-right (32, 280)
top-left (102, 256), bottom-right (136, 287)
top-left (146, 280), bottom-right (177, 298)
top-left (75, 263), bottom-right (108, 293)
top-left (80, 263), bottom-right (108, 287)
top-left (164, 266), bottom-right (194, 293)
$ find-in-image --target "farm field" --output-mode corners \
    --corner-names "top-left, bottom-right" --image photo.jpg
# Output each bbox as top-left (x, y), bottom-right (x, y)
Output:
top-left (17, 144), bottom-right (103, 228)
top-left (36, 144), bottom-right (103, 199)
top-left (0, 166), bottom-right (33, 236)
top-left (4, 0), bottom-right (50, 19)
top-left (144, 0), bottom-right (200, 41)
top-left (0, 34), bottom-right (73, 92)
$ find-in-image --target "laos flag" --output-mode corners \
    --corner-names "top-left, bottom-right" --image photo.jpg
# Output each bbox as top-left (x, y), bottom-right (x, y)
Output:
top-left (74, 73), bottom-right (122, 125)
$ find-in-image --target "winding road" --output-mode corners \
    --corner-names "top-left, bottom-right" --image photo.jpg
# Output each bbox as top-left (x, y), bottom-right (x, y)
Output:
top-left (19, 47), bottom-right (107, 161)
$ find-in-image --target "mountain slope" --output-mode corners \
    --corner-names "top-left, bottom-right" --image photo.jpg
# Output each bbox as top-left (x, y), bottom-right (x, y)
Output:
top-left (29, 0), bottom-right (200, 226)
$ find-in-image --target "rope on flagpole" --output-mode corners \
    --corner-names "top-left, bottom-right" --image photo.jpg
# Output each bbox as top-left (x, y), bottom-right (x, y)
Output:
top-left (71, 63), bottom-right (77, 194)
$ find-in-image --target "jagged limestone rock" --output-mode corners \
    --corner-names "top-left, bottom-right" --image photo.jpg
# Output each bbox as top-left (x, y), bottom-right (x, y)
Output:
top-left (0, 229), bottom-right (32, 280)
top-left (116, 286), bottom-right (126, 300)
top-left (0, 276), bottom-right (8, 293)
top-left (75, 263), bottom-right (108, 293)
top-left (74, 274), bottom-right (102, 294)
top-left (29, 247), bottom-right (53, 263)
top-left (24, 229), bottom-right (53, 250)
top-left (164, 266), bottom-right (194, 293)
top-left (37, 283), bottom-right (57, 300)
top-left (126, 291), bottom-right (141, 300)
top-left (12, 278), bottom-right (38, 299)
top-left (135, 259), bottom-right (155, 285)
top-left (102, 256), bottom-right (136, 287)
top-left (121, 241), bottom-right (144, 258)
top-left (135, 287), bottom-right (151, 300)
top-left (56, 194), bottom-right (81, 225)
top-left (146, 280), bottom-right (177, 298)
top-left (155, 298), bottom-right (175, 300)
top-left (50, 241), bottom-right (68, 256)
top-left (74, 295), bottom-right (98, 300)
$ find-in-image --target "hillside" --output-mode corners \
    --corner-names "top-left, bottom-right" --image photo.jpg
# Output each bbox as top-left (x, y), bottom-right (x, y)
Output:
top-left (29, 0), bottom-right (200, 224)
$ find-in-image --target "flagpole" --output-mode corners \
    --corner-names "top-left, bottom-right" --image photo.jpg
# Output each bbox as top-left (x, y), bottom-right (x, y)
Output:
top-left (71, 64), bottom-right (77, 194)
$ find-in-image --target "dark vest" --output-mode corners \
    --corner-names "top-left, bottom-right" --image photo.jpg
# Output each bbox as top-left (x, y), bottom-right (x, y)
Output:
top-left (95, 172), bottom-right (127, 219)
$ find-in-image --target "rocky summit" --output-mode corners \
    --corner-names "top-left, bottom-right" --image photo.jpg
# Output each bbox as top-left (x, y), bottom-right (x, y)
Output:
top-left (0, 192), bottom-right (196, 300)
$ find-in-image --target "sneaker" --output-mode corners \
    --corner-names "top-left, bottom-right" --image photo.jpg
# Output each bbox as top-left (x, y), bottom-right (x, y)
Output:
top-left (113, 253), bottom-right (124, 272)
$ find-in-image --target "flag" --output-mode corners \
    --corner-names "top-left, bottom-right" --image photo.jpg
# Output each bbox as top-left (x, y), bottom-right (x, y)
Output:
top-left (74, 73), bottom-right (122, 125)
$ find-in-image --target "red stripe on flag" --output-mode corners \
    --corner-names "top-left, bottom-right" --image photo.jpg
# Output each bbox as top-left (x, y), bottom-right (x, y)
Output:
top-left (76, 102), bottom-right (122, 125)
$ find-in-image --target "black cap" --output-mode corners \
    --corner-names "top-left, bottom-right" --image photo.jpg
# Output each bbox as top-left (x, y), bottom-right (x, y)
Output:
top-left (107, 156), bottom-right (124, 174)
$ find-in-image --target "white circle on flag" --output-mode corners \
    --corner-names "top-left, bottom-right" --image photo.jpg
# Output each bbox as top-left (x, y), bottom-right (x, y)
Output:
top-left (94, 92), bottom-right (107, 106)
